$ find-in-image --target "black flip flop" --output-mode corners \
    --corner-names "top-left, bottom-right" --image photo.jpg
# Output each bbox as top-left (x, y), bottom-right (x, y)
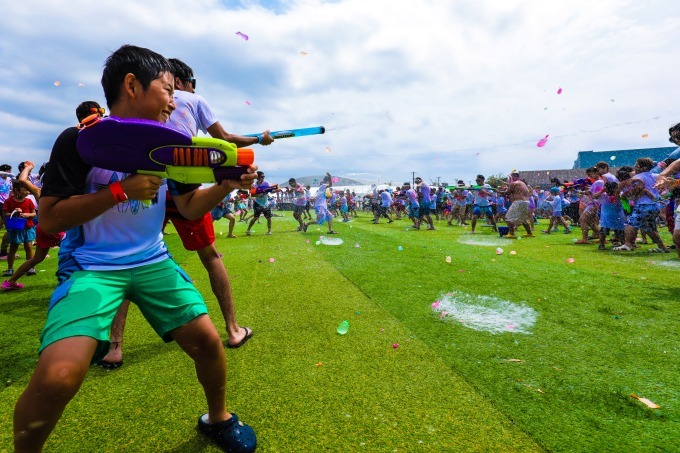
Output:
top-left (226, 327), bottom-right (253, 349)
top-left (97, 360), bottom-right (123, 370)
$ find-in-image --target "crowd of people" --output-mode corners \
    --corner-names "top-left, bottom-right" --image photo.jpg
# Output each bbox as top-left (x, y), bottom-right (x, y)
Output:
top-left (207, 156), bottom-right (680, 258)
top-left (3, 43), bottom-right (680, 453)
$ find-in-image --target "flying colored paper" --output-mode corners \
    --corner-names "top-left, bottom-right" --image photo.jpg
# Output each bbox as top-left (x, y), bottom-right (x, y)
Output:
top-left (325, 146), bottom-right (332, 153)
top-left (53, 81), bottom-right (61, 87)
top-left (245, 101), bottom-right (251, 105)
top-left (537, 134), bottom-right (549, 147)
top-left (557, 87), bottom-right (563, 94)
top-left (641, 133), bottom-right (648, 138)
top-left (299, 51), bottom-right (308, 56)
top-left (236, 31), bottom-right (249, 41)
top-left (332, 177), bottom-right (339, 183)
top-left (631, 393), bottom-right (660, 409)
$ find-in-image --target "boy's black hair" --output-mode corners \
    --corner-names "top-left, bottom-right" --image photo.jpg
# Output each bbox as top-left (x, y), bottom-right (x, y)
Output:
top-left (616, 167), bottom-right (633, 181)
top-left (76, 101), bottom-right (102, 122)
top-left (669, 122), bottom-right (680, 137)
top-left (635, 157), bottom-right (654, 172)
top-left (101, 45), bottom-right (173, 109)
top-left (0, 164), bottom-right (11, 172)
top-left (12, 179), bottom-right (24, 193)
top-left (604, 181), bottom-right (618, 194)
top-left (18, 162), bottom-right (28, 173)
top-left (168, 58), bottom-right (193, 80)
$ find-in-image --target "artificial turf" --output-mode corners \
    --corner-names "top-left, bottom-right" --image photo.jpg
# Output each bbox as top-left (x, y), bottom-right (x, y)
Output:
top-left (0, 212), bottom-right (677, 451)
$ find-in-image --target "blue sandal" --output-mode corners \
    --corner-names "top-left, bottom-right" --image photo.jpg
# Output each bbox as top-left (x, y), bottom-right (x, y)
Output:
top-left (198, 413), bottom-right (257, 452)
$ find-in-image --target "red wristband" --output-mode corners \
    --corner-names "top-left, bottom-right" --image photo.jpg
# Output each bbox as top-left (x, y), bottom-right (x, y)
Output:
top-left (109, 181), bottom-right (129, 203)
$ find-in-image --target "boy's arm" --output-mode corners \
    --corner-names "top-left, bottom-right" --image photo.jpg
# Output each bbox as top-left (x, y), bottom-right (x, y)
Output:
top-left (39, 174), bottom-right (162, 234)
top-left (18, 162), bottom-right (40, 198)
top-left (207, 122), bottom-right (274, 147)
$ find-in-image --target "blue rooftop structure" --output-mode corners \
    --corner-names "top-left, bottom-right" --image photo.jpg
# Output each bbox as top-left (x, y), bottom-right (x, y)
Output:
top-left (573, 146), bottom-right (677, 169)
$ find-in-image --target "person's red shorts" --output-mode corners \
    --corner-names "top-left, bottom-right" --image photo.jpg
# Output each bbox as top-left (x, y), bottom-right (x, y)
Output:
top-left (169, 212), bottom-right (215, 251)
top-left (35, 224), bottom-right (65, 249)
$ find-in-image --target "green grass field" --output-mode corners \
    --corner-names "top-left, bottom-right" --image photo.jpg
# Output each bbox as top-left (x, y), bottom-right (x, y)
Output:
top-left (0, 213), bottom-right (678, 452)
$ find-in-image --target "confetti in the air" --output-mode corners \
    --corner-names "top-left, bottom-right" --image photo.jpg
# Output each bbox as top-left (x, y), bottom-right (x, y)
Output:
top-left (325, 146), bottom-right (332, 153)
top-left (299, 51), bottom-right (308, 56)
top-left (332, 177), bottom-right (339, 183)
top-left (77, 82), bottom-right (86, 87)
top-left (557, 87), bottom-right (563, 94)
top-left (236, 31), bottom-right (249, 41)
top-left (536, 134), bottom-right (549, 148)
top-left (641, 133), bottom-right (648, 138)
top-left (53, 81), bottom-right (61, 87)
top-left (245, 101), bottom-right (251, 106)
top-left (610, 156), bottom-right (616, 161)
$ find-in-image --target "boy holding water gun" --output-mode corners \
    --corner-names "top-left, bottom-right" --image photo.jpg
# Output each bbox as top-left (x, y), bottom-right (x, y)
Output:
top-left (13, 45), bottom-right (258, 452)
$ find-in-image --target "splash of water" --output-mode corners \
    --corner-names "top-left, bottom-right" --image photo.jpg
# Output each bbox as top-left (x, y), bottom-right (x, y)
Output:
top-left (432, 290), bottom-right (538, 334)
top-left (457, 236), bottom-right (505, 247)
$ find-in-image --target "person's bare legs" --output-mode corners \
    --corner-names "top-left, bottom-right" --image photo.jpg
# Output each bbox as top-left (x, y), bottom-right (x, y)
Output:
top-left (197, 244), bottom-right (248, 346)
top-left (6, 243), bottom-right (19, 271)
top-left (23, 241), bottom-right (34, 261)
top-left (622, 225), bottom-right (637, 249)
top-left (99, 300), bottom-right (131, 364)
top-left (14, 336), bottom-right (98, 452)
top-left (673, 229), bottom-right (680, 258)
top-left (8, 247), bottom-right (49, 284)
top-left (171, 314), bottom-right (230, 424)
top-left (224, 213), bottom-right (237, 238)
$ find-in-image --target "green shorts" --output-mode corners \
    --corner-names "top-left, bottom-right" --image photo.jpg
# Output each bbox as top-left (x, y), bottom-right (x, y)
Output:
top-left (39, 258), bottom-right (207, 362)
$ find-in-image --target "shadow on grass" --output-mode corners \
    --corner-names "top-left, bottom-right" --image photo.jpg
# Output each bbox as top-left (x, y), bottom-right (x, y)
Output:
top-left (163, 436), bottom-right (214, 453)
top-left (0, 285), bottom-right (52, 314)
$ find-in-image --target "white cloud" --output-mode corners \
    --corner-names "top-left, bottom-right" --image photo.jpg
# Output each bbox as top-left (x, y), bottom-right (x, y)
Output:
top-left (1, 0), bottom-right (680, 183)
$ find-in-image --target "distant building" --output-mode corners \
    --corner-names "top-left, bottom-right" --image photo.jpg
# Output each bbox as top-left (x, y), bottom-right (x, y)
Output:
top-left (572, 146), bottom-right (675, 169)
top-left (517, 146), bottom-right (678, 189)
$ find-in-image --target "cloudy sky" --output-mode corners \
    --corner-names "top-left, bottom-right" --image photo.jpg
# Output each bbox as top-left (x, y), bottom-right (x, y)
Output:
top-left (1, 0), bottom-right (679, 185)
